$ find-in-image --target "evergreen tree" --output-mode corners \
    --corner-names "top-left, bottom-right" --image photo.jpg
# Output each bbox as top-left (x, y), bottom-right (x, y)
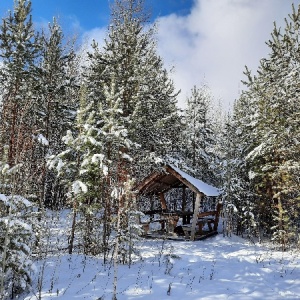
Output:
top-left (240, 4), bottom-right (300, 247)
top-left (48, 78), bottom-right (139, 259)
top-left (182, 84), bottom-right (217, 185)
top-left (48, 84), bottom-right (108, 255)
top-left (85, 0), bottom-right (181, 182)
top-left (48, 0), bottom-right (180, 261)
top-left (0, 147), bottom-right (35, 299)
top-left (0, 194), bottom-right (34, 299)
top-left (220, 101), bottom-right (256, 238)
top-left (0, 0), bottom-right (40, 196)
top-left (0, 3), bottom-right (39, 296)
top-left (33, 18), bottom-right (79, 209)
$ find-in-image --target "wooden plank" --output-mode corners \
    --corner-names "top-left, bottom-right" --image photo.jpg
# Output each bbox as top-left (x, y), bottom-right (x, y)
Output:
top-left (197, 211), bottom-right (216, 218)
top-left (190, 193), bottom-right (202, 241)
top-left (134, 172), bottom-right (162, 193)
top-left (196, 231), bottom-right (218, 240)
top-left (159, 192), bottom-right (167, 210)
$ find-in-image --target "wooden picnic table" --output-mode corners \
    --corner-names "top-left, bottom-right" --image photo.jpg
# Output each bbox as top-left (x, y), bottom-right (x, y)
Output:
top-left (182, 213), bottom-right (216, 238)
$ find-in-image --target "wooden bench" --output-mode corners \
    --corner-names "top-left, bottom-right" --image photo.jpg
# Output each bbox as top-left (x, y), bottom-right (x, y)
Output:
top-left (198, 211), bottom-right (218, 231)
top-left (182, 211), bottom-right (217, 238)
top-left (141, 223), bottom-right (150, 235)
top-left (182, 225), bottom-right (192, 238)
top-left (197, 217), bottom-right (215, 235)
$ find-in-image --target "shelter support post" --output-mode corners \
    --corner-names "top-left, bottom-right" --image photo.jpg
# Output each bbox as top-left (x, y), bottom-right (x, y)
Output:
top-left (182, 186), bottom-right (186, 211)
top-left (190, 193), bottom-right (202, 241)
top-left (159, 192), bottom-right (167, 210)
top-left (182, 186), bottom-right (187, 224)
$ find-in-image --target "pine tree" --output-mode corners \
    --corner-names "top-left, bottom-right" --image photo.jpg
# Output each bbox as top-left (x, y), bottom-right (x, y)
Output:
top-left (79, 0), bottom-right (181, 265)
top-left (0, 195), bottom-right (34, 299)
top-left (182, 84), bottom-right (217, 185)
top-left (220, 100), bottom-right (257, 238)
top-left (0, 147), bottom-right (35, 299)
top-left (85, 0), bottom-right (181, 182)
top-left (48, 84), bottom-right (107, 255)
top-left (0, 0), bottom-right (40, 196)
top-left (0, 3), bottom-right (40, 296)
top-left (33, 18), bottom-right (79, 209)
top-left (241, 4), bottom-right (300, 247)
top-left (48, 77), bottom-right (138, 259)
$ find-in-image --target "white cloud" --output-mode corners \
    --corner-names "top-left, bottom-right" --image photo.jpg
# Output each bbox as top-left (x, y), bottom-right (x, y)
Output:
top-left (156, 0), bottom-right (299, 110)
top-left (78, 27), bottom-right (107, 66)
top-left (81, 27), bottom-right (107, 50)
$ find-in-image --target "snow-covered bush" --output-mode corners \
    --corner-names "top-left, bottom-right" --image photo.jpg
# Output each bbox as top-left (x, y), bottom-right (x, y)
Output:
top-left (0, 194), bottom-right (35, 299)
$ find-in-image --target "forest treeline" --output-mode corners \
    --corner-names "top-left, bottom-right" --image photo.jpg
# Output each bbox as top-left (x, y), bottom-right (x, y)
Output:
top-left (0, 0), bottom-right (299, 298)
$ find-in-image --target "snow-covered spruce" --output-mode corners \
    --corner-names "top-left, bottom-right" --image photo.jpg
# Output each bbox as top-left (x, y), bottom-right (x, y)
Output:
top-left (0, 194), bottom-right (35, 300)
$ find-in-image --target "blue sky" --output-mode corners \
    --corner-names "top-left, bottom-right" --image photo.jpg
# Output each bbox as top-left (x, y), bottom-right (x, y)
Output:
top-left (0, 0), bottom-right (194, 32)
top-left (0, 0), bottom-right (299, 110)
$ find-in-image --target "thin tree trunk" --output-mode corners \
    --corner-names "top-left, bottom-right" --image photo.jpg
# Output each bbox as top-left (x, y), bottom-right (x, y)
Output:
top-left (69, 207), bottom-right (77, 254)
top-left (190, 193), bottom-right (202, 241)
top-left (112, 195), bottom-right (122, 300)
top-left (277, 197), bottom-right (285, 250)
top-left (0, 205), bottom-right (12, 299)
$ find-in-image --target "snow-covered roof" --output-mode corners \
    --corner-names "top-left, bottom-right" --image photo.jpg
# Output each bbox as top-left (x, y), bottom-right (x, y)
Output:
top-left (170, 165), bottom-right (220, 196)
top-left (135, 165), bottom-right (220, 197)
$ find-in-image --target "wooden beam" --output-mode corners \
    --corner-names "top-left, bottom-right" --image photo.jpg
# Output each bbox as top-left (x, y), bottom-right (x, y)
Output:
top-left (166, 165), bottom-right (201, 195)
top-left (197, 211), bottom-right (216, 218)
top-left (135, 170), bottom-right (182, 195)
top-left (159, 192), bottom-right (167, 210)
top-left (182, 186), bottom-right (188, 224)
top-left (190, 193), bottom-right (202, 241)
top-left (134, 172), bottom-right (162, 193)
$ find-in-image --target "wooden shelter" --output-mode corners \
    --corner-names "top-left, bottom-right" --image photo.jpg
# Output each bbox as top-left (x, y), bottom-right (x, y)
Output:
top-left (135, 165), bottom-right (222, 241)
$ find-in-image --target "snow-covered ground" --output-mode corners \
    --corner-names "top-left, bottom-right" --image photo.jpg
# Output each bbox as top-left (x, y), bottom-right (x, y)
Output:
top-left (22, 220), bottom-right (300, 300)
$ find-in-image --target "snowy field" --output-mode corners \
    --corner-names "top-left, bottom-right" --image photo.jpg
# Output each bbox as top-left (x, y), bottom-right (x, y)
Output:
top-left (22, 217), bottom-right (300, 300)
